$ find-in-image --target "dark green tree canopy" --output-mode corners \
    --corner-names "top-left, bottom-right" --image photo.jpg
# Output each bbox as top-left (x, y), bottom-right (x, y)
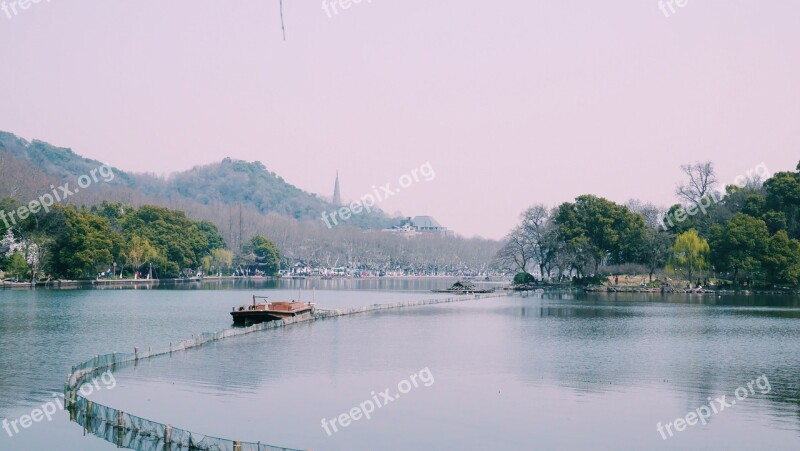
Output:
top-left (554, 195), bottom-right (646, 273)
top-left (2, 202), bottom-right (229, 280)
top-left (243, 235), bottom-right (281, 276)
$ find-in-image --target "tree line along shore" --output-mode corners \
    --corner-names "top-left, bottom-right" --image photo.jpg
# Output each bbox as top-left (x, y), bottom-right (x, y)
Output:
top-left (495, 161), bottom-right (800, 292)
top-left (0, 202), bottom-right (280, 283)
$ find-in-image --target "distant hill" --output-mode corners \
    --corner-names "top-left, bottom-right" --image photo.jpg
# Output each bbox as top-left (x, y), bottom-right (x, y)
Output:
top-left (0, 131), bottom-right (501, 273)
top-left (151, 158), bottom-right (351, 221)
top-left (0, 131), bottom-right (395, 228)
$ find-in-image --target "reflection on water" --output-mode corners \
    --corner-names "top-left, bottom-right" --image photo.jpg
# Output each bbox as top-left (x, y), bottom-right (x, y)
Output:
top-left (1, 285), bottom-right (799, 450)
top-left (91, 277), bottom-right (478, 292)
top-left (89, 292), bottom-right (800, 451)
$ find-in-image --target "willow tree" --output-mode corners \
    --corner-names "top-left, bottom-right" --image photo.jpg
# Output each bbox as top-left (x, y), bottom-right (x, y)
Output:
top-left (207, 248), bottom-right (234, 276)
top-left (668, 229), bottom-right (710, 283)
top-left (125, 236), bottom-right (159, 276)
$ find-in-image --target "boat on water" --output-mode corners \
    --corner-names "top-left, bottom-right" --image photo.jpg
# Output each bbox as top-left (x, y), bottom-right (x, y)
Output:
top-left (231, 296), bottom-right (315, 326)
top-left (432, 280), bottom-right (494, 294)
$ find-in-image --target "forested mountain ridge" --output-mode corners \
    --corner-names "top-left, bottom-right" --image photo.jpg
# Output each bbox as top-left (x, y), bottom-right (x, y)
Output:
top-left (0, 130), bottom-right (393, 227)
top-left (0, 131), bottom-right (501, 277)
top-left (0, 131), bottom-right (134, 186)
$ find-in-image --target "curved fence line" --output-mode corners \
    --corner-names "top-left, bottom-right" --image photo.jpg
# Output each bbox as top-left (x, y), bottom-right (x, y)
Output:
top-left (65, 292), bottom-right (506, 451)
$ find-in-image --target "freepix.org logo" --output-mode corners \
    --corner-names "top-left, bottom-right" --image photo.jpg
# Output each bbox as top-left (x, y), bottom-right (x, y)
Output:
top-left (658, 0), bottom-right (689, 18)
top-left (0, 164), bottom-right (115, 229)
top-left (1, 0), bottom-right (52, 20)
top-left (321, 0), bottom-right (373, 19)
top-left (2, 371), bottom-right (117, 438)
top-left (320, 367), bottom-right (434, 436)
top-left (656, 374), bottom-right (771, 440)
top-left (321, 162), bottom-right (435, 229)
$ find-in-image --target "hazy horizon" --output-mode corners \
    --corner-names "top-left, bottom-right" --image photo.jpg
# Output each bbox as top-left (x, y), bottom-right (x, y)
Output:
top-left (2, 1), bottom-right (798, 239)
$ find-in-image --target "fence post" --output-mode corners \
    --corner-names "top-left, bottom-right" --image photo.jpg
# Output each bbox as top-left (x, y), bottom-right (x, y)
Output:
top-left (69, 391), bottom-right (75, 421)
top-left (86, 400), bottom-right (93, 434)
top-left (117, 410), bottom-right (124, 447)
top-left (134, 347), bottom-right (139, 363)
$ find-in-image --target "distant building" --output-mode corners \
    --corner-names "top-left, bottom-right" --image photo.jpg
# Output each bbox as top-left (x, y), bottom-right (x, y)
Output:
top-left (410, 216), bottom-right (447, 233)
top-left (385, 216), bottom-right (451, 236)
top-left (384, 222), bottom-right (419, 236)
top-left (332, 171), bottom-right (342, 206)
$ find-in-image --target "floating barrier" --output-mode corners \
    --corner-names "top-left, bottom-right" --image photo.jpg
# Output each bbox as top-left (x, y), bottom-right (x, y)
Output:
top-left (65, 292), bottom-right (507, 450)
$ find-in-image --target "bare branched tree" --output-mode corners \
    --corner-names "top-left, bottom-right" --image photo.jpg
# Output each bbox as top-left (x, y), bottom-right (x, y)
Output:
top-left (519, 204), bottom-right (559, 280)
top-left (626, 199), bottom-right (665, 230)
top-left (676, 161), bottom-right (718, 205)
top-left (494, 226), bottom-right (531, 273)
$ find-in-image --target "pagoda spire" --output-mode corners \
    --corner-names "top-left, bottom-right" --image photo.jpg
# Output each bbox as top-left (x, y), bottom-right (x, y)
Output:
top-left (333, 171), bottom-right (342, 206)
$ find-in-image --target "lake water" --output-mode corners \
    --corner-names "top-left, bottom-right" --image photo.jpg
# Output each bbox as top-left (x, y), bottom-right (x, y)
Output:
top-left (1, 280), bottom-right (799, 450)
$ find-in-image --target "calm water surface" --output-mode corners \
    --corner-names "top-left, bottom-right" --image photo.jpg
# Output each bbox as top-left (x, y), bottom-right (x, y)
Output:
top-left (1, 280), bottom-right (799, 450)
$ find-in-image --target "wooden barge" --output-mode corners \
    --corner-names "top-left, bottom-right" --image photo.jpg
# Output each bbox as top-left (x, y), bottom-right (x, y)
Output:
top-left (231, 296), bottom-right (315, 326)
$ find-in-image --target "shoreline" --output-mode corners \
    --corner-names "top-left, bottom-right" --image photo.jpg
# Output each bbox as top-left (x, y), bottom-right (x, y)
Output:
top-left (585, 284), bottom-right (799, 296)
top-left (0, 275), bottom-right (504, 290)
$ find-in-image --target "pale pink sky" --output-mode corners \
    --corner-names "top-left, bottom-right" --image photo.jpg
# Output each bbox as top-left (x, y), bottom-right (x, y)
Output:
top-left (1, 1), bottom-right (798, 239)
